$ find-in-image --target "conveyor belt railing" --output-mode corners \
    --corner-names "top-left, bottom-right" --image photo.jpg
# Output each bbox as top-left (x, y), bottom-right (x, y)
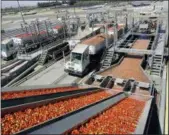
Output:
top-left (100, 76), bottom-right (112, 88)
top-left (132, 33), bottom-right (156, 36)
top-left (134, 95), bottom-right (154, 134)
top-left (22, 92), bottom-right (125, 135)
top-left (123, 79), bottom-right (133, 92)
top-left (115, 48), bottom-right (154, 55)
top-left (116, 27), bottom-right (133, 47)
top-left (1, 87), bottom-right (99, 108)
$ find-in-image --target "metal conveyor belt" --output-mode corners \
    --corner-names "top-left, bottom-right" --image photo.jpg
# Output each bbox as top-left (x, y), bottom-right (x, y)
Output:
top-left (29, 92), bottom-right (125, 134)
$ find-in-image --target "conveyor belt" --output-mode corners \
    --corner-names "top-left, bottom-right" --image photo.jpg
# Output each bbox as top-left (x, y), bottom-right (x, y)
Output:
top-left (99, 39), bottom-right (151, 83)
top-left (65, 94), bottom-right (153, 135)
top-left (25, 92), bottom-right (125, 134)
top-left (1, 89), bottom-right (153, 135)
top-left (1, 89), bottom-right (121, 135)
top-left (2, 87), bottom-right (99, 108)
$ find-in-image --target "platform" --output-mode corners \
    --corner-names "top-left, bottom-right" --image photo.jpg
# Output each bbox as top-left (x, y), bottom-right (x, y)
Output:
top-left (155, 33), bottom-right (165, 55)
top-left (17, 50), bottom-right (43, 60)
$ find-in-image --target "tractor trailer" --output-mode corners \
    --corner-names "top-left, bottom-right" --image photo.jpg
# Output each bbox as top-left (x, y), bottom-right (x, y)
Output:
top-left (64, 34), bottom-right (113, 76)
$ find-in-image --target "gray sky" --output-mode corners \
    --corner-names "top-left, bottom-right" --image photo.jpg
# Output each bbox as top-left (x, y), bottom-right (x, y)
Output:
top-left (1, 1), bottom-right (48, 8)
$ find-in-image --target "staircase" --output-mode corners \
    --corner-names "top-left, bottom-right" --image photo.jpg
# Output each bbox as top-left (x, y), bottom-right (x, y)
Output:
top-left (101, 50), bottom-right (114, 70)
top-left (38, 51), bottom-right (48, 65)
top-left (150, 54), bottom-right (163, 76)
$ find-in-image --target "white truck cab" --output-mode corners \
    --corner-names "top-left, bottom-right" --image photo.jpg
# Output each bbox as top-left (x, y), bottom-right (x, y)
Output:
top-left (1, 38), bottom-right (17, 60)
top-left (65, 44), bottom-right (90, 76)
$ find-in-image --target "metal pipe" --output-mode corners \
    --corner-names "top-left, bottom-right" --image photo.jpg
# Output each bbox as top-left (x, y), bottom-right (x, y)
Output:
top-left (4, 62), bottom-right (38, 87)
top-left (45, 20), bottom-right (49, 37)
top-left (114, 12), bottom-right (118, 46)
top-left (17, 0), bottom-right (26, 25)
top-left (105, 23), bottom-right (108, 48)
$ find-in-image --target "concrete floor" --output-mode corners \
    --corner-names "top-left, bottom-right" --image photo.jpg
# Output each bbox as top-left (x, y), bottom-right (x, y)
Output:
top-left (20, 58), bottom-right (78, 86)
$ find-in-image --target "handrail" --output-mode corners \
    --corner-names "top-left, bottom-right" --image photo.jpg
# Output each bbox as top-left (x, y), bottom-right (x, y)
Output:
top-left (115, 48), bottom-right (154, 55)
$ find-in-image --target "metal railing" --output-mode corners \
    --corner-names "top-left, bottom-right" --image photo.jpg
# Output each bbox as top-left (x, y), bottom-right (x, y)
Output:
top-left (115, 48), bottom-right (154, 55)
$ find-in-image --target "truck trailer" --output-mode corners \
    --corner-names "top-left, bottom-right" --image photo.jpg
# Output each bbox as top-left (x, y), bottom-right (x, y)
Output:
top-left (64, 34), bottom-right (113, 77)
top-left (1, 25), bottom-right (64, 60)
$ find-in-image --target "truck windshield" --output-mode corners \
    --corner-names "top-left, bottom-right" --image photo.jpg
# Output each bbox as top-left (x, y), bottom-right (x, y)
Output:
top-left (71, 52), bottom-right (82, 63)
top-left (1, 44), bottom-right (8, 52)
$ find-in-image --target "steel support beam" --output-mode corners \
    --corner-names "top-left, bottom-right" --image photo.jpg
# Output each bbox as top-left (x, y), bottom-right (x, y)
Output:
top-left (132, 33), bottom-right (156, 36)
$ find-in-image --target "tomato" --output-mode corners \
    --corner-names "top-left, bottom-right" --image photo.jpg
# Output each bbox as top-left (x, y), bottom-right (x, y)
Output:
top-left (69, 98), bottom-right (145, 134)
top-left (1, 86), bottom-right (80, 100)
top-left (1, 90), bottom-right (117, 135)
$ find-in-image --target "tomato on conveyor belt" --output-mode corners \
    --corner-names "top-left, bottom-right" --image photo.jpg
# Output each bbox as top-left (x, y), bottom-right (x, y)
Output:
top-left (1, 90), bottom-right (119, 135)
top-left (70, 98), bottom-right (145, 134)
top-left (2, 86), bottom-right (81, 100)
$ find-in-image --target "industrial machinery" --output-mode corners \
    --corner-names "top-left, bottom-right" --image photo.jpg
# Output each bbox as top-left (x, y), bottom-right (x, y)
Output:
top-left (65, 34), bottom-right (113, 76)
top-left (1, 84), bottom-right (155, 135)
top-left (65, 21), bottom-right (126, 76)
top-left (1, 21), bottom-right (65, 60)
top-left (136, 17), bottom-right (157, 34)
top-left (67, 26), bottom-right (102, 50)
top-left (1, 58), bottom-right (38, 87)
top-left (16, 23), bottom-right (65, 53)
top-left (1, 2), bottom-right (168, 135)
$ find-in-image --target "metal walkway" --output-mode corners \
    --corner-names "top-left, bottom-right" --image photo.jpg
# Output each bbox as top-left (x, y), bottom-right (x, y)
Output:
top-left (115, 48), bottom-right (154, 55)
top-left (131, 32), bottom-right (156, 36)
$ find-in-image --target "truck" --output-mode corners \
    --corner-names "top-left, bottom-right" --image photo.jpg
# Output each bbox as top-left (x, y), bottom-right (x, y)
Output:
top-left (67, 26), bottom-right (102, 50)
top-left (1, 38), bottom-right (18, 60)
top-left (1, 25), bottom-right (64, 60)
top-left (64, 34), bottom-right (113, 76)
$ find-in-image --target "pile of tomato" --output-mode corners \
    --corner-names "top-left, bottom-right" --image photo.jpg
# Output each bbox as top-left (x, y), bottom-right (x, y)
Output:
top-left (71, 98), bottom-right (145, 134)
top-left (1, 86), bottom-right (81, 100)
top-left (1, 90), bottom-right (118, 135)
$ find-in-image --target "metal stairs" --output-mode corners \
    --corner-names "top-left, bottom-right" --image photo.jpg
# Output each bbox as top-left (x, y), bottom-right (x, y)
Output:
top-left (38, 51), bottom-right (48, 65)
top-left (150, 54), bottom-right (163, 76)
top-left (101, 50), bottom-right (114, 70)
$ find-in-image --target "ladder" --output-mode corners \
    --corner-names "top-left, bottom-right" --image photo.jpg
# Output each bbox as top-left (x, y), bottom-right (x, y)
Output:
top-left (38, 51), bottom-right (48, 65)
top-left (101, 50), bottom-right (114, 70)
top-left (150, 54), bottom-right (163, 76)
